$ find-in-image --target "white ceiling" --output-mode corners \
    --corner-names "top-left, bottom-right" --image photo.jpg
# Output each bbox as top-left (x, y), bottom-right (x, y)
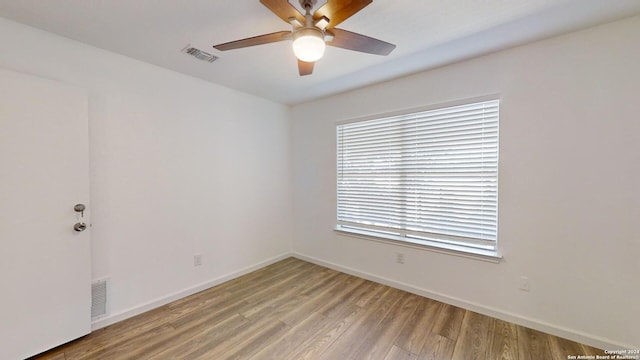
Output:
top-left (1, 0), bottom-right (639, 105)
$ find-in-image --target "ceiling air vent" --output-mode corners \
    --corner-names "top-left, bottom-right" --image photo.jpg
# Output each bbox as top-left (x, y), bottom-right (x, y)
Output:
top-left (182, 46), bottom-right (218, 63)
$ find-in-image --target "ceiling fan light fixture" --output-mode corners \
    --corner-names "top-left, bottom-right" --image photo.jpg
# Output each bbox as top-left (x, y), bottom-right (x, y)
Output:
top-left (292, 27), bottom-right (325, 62)
top-left (213, 0), bottom-right (395, 76)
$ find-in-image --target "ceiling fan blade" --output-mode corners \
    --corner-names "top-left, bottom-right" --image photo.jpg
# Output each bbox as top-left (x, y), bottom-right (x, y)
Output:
top-left (327, 28), bottom-right (395, 55)
top-left (298, 60), bottom-right (314, 76)
top-left (213, 31), bottom-right (291, 51)
top-left (314, 0), bottom-right (372, 29)
top-left (260, 0), bottom-right (305, 25)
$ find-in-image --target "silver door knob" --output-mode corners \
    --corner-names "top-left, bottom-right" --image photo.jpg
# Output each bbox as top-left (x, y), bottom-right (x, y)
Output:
top-left (73, 222), bottom-right (87, 232)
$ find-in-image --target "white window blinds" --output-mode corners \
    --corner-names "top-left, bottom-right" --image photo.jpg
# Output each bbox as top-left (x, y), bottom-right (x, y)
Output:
top-left (337, 99), bottom-right (499, 252)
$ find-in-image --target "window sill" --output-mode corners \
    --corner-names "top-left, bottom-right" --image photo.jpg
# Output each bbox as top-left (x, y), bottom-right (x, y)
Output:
top-left (334, 227), bottom-right (503, 264)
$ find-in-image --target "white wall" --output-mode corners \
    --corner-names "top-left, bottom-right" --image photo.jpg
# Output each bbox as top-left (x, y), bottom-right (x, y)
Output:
top-left (3, 11), bottom-right (638, 350)
top-left (292, 16), bottom-right (640, 349)
top-left (0, 17), bottom-right (293, 326)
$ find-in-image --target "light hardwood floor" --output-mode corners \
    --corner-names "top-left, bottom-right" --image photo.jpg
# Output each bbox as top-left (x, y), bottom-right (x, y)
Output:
top-left (31, 257), bottom-right (607, 359)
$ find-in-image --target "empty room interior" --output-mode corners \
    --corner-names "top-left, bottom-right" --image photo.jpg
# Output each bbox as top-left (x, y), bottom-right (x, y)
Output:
top-left (1, 1), bottom-right (639, 359)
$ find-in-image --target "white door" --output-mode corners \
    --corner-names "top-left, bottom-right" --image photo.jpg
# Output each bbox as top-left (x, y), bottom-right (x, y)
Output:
top-left (0, 68), bottom-right (91, 359)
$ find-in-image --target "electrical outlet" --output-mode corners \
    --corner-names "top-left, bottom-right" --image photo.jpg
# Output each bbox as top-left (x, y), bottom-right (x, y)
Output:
top-left (519, 276), bottom-right (530, 291)
top-left (194, 254), bottom-right (202, 267)
top-left (396, 253), bottom-right (405, 264)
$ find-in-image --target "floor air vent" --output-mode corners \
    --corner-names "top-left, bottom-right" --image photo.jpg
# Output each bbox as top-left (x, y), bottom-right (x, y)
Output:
top-left (182, 46), bottom-right (218, 63)
top-left (91, 278), bottom-right (108, 320)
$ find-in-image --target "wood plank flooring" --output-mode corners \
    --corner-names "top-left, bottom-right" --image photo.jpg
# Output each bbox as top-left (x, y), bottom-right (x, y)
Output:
top-left (31, 257), bottom-right (608, 360)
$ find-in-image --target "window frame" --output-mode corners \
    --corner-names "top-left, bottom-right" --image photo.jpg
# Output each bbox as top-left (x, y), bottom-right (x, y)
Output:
top-left (335, 96), bottom-right (502, 262)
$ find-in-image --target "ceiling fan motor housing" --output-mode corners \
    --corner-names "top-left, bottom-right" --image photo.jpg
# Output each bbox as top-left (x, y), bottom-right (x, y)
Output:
top-left (293, 27), bottom-right (324, 41)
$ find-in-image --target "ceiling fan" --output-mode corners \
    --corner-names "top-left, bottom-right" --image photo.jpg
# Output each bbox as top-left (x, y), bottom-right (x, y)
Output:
top-left (213, 0), bottom-right (396, 76)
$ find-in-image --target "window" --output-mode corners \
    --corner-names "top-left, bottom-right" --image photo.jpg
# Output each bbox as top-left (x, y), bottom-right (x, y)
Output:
top-left (336, 98), bottom-right (499, 256)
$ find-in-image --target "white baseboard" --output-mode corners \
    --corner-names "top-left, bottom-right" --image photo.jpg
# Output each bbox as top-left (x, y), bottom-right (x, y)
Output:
top-left (91, 252), bottom-right (293, 330)
top-left (292, 252), bottom-right (634, 351)
top-left (90, 250), bottom-right (633, 351)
